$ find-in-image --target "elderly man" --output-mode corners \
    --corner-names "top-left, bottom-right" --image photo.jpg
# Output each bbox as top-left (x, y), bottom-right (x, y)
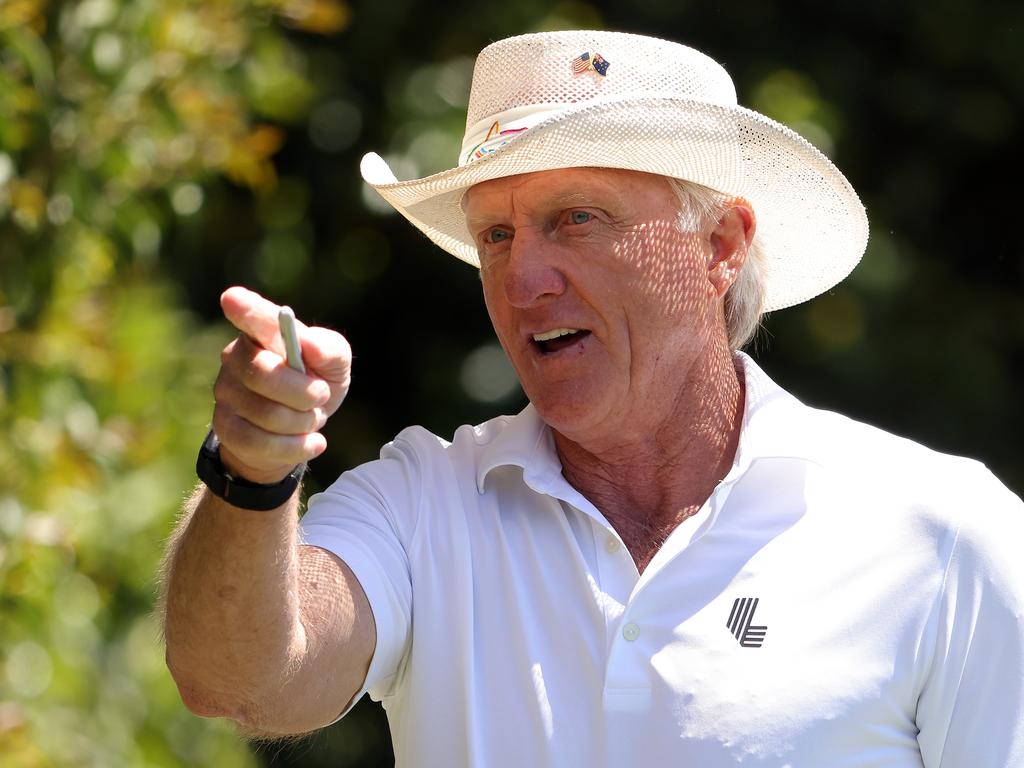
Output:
top-left (162, 31), bottom-right (1024, 766)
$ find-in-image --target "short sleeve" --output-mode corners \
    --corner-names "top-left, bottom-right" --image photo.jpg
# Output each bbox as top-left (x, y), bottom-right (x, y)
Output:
top-left (916, 469), bottom-right (1024, 767)
top-left (299, 431), bottom-right (429, 717)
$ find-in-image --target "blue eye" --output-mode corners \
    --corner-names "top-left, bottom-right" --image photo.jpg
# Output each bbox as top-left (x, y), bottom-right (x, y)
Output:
top-left (569, 210), bottom-right (592, 225)
top-left (486, 228), bottom-right (511, 244)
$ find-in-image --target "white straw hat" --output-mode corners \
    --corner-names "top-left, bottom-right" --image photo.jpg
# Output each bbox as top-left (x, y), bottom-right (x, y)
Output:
top-left (360, 30), bottom-right (868, 312)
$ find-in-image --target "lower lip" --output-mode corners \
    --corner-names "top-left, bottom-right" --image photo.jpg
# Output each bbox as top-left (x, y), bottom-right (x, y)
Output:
top-left (533, 331), bottom-right (592, 359)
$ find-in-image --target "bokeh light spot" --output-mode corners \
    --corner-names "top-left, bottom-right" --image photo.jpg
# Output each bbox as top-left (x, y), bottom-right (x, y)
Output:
top-left (255, 232), bottom-right (309, 290)
top-left (171, 183), bottom-right (204, 216)
top-left (5, 641), bottom-right (54, 698)
top-left (132, 220), bottom-right (161, 260)
top-left (47, 193), bottom-right (74, 225)
top-left (258, 177), bottom-right (309, 230)
top-left (337, 229), bottom-right (390, 283)
top-left (460, 343), bottom-right (521, 403)
top-left (54, 573), bottom-right (102, 629)
top-left (0, 153), bottom-right (14, 185)
top-left (92, 32), bottom-right (124, 72)
top-left (0, 496), bottom-right (24, 536)
top-left (806, 292), bottom-right (866, 350)
top-left (309, 99), bottom-right (362, 153)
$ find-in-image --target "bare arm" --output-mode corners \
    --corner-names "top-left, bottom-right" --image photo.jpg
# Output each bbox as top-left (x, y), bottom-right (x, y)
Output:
top-left (161, 287), bottom-right (373, 737)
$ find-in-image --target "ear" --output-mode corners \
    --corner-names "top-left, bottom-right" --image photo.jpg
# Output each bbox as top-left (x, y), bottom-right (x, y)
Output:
top-left (708, 200), bottom-right (756, 297)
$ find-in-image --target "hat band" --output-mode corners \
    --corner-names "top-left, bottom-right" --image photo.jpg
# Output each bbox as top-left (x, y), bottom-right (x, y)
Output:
top-left (458, 89), bottom-right (742, 169)
top-left (459, 104), bottom-right (567, 167)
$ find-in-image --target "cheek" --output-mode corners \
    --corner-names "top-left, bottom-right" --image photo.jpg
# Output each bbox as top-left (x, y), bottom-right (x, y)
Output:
top-left (480, 265), bottom-right (500, 309)
top-left (613, 220), bottom-right (714, 318)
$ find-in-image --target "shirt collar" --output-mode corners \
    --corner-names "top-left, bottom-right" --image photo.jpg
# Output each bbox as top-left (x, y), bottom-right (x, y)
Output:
top-left (725, 351), bottom-right (820, 481)
top-left (475, 352), bottom-right (816, 494)
top-left (475, 403), bottom-right (558, 494)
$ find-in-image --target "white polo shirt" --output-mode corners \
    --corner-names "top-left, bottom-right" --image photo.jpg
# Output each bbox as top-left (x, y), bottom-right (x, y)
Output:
top-left (300, 354), bottom-right (1024, 767)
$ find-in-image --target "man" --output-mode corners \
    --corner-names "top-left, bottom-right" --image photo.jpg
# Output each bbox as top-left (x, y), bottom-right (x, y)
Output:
top-left (162, 31), bottom-right (1024, 766)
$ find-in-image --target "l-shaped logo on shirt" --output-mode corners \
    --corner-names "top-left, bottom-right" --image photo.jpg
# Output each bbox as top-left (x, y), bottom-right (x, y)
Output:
top-left (727, 597), bottom-right (767, 647)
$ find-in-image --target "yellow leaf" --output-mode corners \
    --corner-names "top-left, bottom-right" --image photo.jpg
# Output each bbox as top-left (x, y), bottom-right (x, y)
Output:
top-left (10, 179), bottom-right (46, 231)
top-left (246, 124), bottom-right (286, 158)
top-left (279, 0), bottom-right (350, 35)
top-left (0, 0), bottom-right (45, 32)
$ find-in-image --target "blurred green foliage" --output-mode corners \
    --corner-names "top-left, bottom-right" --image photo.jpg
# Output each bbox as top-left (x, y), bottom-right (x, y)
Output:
top-left (0, 0), bottom-right (348, 764)
top-left (1, 0), bottom-right (1022, 766)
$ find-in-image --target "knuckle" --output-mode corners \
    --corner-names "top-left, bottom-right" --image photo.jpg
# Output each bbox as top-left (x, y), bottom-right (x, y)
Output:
top-left (337, 335), bottom-right (354, 362)
top-left (222, 337), bottom-right (254, 376)
top-left (250, 349), bottom-right (280, 379)
top-left (333, 330), bottom-right (352, 358)
top-left (266, 402), bottom-right (309, 437)
top-left (307, 408), bottom-right (324, 433)
top-left (212, 370), bottom-right (235, 403)
top-left (306, 381), bottom-right (329, 407)
top-left (255, 400), bottom-right (288, 434)
top-left (257, 433), bottom-right (296, 465)
top-left (213, 407), bottom-right (256, 452)
top-left (241, 357), bottom-right (267, 386)
top-left (210, 404), bottom-right (234, 442)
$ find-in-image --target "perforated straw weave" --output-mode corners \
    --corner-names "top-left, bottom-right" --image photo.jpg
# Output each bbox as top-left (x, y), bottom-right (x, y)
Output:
top-left (360, 30), bottom-right (869, 312)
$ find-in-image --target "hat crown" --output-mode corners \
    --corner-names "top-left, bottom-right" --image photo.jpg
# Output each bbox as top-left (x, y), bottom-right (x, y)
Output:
top-left (465, 30), bottom-right (738, 132)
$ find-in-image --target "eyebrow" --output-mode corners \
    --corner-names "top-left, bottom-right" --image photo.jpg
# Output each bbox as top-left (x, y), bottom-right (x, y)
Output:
top-left (463, 182), bottom-right (626, 229)
top-left (535, 186), bottom-right (626, 211)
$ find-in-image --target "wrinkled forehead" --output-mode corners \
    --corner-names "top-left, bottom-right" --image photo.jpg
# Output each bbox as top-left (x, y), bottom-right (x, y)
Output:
top-left (460, 167), bottom-right (674, 213)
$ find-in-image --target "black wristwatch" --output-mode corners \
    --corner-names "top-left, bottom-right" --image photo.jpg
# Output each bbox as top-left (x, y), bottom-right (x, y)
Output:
top-left (196, 430), bottom-right (305, 511)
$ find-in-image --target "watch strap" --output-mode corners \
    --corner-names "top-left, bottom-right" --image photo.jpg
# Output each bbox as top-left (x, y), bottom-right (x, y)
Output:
top-left (196, 430), bottom-right (304, 511)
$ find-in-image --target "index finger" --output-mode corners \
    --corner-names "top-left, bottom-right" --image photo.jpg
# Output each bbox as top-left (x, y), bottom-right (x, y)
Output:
top-left (221, 286), bottom-right (298, 355)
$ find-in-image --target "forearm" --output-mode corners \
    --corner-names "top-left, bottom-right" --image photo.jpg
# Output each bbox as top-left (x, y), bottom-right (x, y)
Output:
top-left (161, 483), bottom-right (306, 721)
top-left (161, 288), bottom-right (364, 734)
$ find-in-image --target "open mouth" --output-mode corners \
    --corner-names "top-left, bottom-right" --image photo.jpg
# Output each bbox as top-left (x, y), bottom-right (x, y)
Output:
top-left (531, 328), bottom-right (591, 355)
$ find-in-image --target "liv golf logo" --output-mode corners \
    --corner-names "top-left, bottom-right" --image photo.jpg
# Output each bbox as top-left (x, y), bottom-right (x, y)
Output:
top-left (727, 597), bottom-right (768, 648)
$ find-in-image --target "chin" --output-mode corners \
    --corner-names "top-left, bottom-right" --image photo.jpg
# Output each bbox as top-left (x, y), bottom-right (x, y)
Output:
top-left (528, 387), bottom-right (611, 442)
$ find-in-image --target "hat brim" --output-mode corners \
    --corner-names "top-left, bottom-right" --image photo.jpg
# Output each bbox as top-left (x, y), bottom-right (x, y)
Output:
top-left (361, 96), bottom-right (868, 312)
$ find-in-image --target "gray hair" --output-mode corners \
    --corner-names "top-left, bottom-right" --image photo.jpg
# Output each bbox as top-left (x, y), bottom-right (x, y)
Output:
top-left (668, 178), bottom-right (766, 350)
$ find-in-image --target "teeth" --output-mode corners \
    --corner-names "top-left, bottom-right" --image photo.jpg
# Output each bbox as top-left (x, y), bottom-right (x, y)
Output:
top-left (533, 328), bottom-right (580, 342)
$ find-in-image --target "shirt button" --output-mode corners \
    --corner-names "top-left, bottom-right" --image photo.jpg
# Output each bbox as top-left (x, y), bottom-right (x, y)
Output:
top-left (605, 536), bottom-right (621, 554)
top-left (622, 622), bottom-right (640, 642)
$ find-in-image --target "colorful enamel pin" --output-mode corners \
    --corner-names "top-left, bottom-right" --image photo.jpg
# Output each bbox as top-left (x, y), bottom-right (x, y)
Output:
top-left (571, 52), bottom-right (610, 77)
top-left (464, 121), bottom-right (529, 163)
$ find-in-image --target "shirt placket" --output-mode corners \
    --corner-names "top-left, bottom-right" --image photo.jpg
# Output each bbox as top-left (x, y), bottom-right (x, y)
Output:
top-left (599, 476), bottom-right (745, 713)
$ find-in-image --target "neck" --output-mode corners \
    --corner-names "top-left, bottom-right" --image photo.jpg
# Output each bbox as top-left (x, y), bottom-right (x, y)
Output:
top-left (554, 344), bottom-right (745, 541)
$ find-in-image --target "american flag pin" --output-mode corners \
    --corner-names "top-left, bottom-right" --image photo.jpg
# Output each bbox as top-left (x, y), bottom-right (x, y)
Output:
top-left (571, 51), bottom-right (610, 77)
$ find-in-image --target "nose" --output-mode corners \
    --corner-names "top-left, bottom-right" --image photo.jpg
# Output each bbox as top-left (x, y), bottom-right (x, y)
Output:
top-left (501, 227), bottom-right (567, 308)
